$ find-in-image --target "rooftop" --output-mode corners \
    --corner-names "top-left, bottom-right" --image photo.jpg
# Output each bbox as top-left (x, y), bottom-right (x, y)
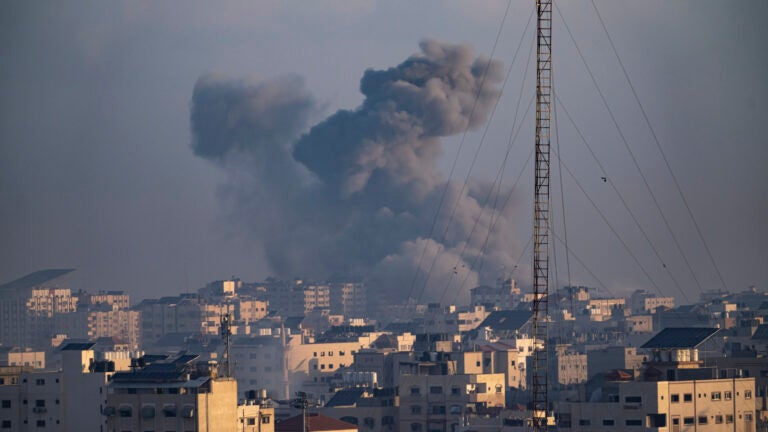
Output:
top-left (0, 269), bottom-right (74, 293)
top-left (641, 327), bottom-right (719, 349)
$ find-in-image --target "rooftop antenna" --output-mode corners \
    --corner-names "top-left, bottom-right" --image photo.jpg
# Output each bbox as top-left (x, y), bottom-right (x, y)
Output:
top-left (531, 0), bottom-right (552, 429)
top-left (220, 313), bottom-right (232, 377)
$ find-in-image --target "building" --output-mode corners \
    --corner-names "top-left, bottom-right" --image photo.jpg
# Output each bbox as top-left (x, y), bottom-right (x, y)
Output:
top-left (469, 278), bottom-right (520, 310)
top-left (552, 345), bottom-right (587, 387)
top-left (135, 294), bottom-right (203, 347)
top-left (397, 357), bottom-right (506, 432)
top-left (629, 290), bottom-right (675, 315)
top-left (83, 291), bottom-right (131, 309)
top-left (330, 282), bottom-right (367, 319)
top-left (87, 304), bottom-right (141, 351)
top-left (238, 392), bottom-right (275, 432)
top-left (0, 347), bottom-right (45, 369)
top-left (0, 269), bottom-right (81, 349)
top-left (104, 354), bottom-right (237, 432)
top-left (557, 327), bottom-right (758, 431)
top-left (586, 346), bottom-right (646, 381)
top-left (0, 366), bottom-right (62, 431)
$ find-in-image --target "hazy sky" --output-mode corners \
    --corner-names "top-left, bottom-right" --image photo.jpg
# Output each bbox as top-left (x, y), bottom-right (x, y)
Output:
top-left (1, 1), bottom-right (766, 304)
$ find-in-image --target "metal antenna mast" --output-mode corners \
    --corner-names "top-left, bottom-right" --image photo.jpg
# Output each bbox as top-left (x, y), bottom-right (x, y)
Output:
top-left (532, 0), bottom-right (551, 429)
top-left (220, 313), bottom-right (232, 377)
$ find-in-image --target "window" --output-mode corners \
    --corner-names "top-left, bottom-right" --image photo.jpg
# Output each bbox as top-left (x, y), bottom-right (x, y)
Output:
top-left (578, 420), bottom-right (591, 426)
top-left (725, 391), bottom-right (732, 400)
top-left (449, 405), bottom-right (461, 414)
top-left (698, 416), bottom-right (707, 425)
top-left (339, 351), bottom-right (346, 356)
top-left (411, 387), bottom-right (420, 395)
top-left (328, 351), bottom-right (333, 356)
top-left (745, 390), bottom-right (752, 399)
top-left (36, 420), bottom-right (45, 427)
top-left (1, 400), bottom-right (10, 408)
top-left (670, 394), bottom-right (680, 403)
top-left (320, 365), bottom-right (325, 370)
top-left (1, 421), bottom-right (10, 429)
top-left (313, 352), bottom-right (317, 357)
top-left (726, 415), bottom-right (734, 424)
top-left (683, 417), bottom-right (694, 425)
top-left (625, 419), bottom-right (642, 426)
top-left (328, 364), bottom-right (333, 369)
top-left (746, 413), bottom-right (754, 421)
top-left (247, 418), bottom-right (256, 426)
top-left (262, 415), bottom-right (270, 424)
top-left (364, 417), bottom-right (375, 429)
top-left (35, 379), bottom-right (45, 386)
top-left (476, 361), bottom-right (481, 367)
top-left (411, 405), bottom-right (422, 414)
top-left (625, 396), bottom-right (642, 403)
top-left (711, 391), bottom-right (721, 400)
top-left (430, 386), bottom-right (442, 394)
top-left (715, 415), bottom-right (723, 424)
top-left (647, 414), bottom-right (666, 427)
top-left (683, 393), bottom-right (692, 402)
top-left (430, 406), bottom-right (446, 415)
top-left (35, 400), bottom-right (45, 407)
top-left (411, 423), bottom-right (423, 432)
top-left (451, 387), bottom-right (460, 395)
top-left (602, 419), bottom-right (614, 426)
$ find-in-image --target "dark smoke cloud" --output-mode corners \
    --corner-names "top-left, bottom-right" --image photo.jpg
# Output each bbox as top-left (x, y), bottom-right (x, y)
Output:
top-left (190, 40), bottom-right (518, 306)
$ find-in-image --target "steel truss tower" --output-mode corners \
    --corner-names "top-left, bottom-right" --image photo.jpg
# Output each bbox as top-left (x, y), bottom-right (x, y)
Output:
top-left (532, 0), bottom-right (551, 430)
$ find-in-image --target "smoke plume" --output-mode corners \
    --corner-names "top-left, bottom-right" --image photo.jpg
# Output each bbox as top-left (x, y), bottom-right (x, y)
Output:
top-left (190, 40), bottom-right (518, 306)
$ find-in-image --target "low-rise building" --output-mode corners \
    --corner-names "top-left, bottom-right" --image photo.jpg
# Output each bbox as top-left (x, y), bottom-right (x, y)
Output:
top-left (104, 354), bottom-right (237, 432)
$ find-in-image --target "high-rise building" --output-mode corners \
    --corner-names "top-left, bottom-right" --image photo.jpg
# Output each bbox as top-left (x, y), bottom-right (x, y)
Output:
top-left (0, 269), bottom-right (80, 349)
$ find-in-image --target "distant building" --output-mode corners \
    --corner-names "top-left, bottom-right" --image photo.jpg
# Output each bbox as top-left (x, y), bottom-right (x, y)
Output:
top-left (469, 278), bottom-right (520, 310)
top-left (629, 289), bottom-right (674, 315)
top-left (0, 269), bottom-right (81, 349)
top-left (0, 347), bottom-right (45, 369)
top-left (330, 282), bottom-right (367, 319)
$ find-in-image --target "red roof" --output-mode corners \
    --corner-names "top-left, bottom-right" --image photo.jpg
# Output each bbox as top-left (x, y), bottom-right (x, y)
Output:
top-left (276, 413), bottom-right (359, 432)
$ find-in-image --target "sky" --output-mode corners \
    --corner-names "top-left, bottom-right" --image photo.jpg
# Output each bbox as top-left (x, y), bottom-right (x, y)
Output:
top-left (1, 0), bottom-right (766, 304)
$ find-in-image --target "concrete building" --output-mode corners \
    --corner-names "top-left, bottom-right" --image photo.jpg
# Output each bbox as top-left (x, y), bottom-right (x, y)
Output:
top-left (330, 282), bottom-right (367, 319)
top-left (398, 358), bottom-right (506, 432)
top-left (469, 278), bottom-right (520, 310)
top-left (318, 388), bottom-right (397, 432)
top-left (104, 354), bottom-right (237, 432)
top-left (0, 269), bottom-right (81, 349)
top-left (552, 345), bottom-right (587, 387)
top-left (87, 304), bottom-right (141, 351)
top-left (0, 366), bottom-right (62, 431)
top-left (83, 291), bottom-right (131, 309)
top-left (457, 342), bottom-right (527, 391)
top-left (238, 393), bottom-right (275, 432)
top-left (629, 289), bottom-right (675, 315)
top-left (586, 346), bottom-right (646, 381)
top-left (557, 376), bottom-right (756, 431)
top-left (557, 327), bottom-right (758, 431)
top-left (0, 347), bottom-right (45, 369)
top-left (135, 294), bottom-right (203, 347)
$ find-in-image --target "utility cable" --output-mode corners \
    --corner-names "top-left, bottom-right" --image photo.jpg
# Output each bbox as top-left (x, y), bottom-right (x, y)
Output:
top-left (555, 2), bottom-right (705, 298)
top-left (401, 0), bottom-right (515, 313)
top-left (590, 0), bottom-right (728, 293)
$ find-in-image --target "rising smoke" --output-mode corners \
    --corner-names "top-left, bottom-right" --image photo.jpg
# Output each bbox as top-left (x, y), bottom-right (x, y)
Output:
top-left (190, 40), bottom-right (519, 306)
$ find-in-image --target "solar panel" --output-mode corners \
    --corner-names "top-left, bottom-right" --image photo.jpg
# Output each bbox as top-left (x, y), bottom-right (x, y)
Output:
top-left (641, 327), bottom-right (719, 349)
